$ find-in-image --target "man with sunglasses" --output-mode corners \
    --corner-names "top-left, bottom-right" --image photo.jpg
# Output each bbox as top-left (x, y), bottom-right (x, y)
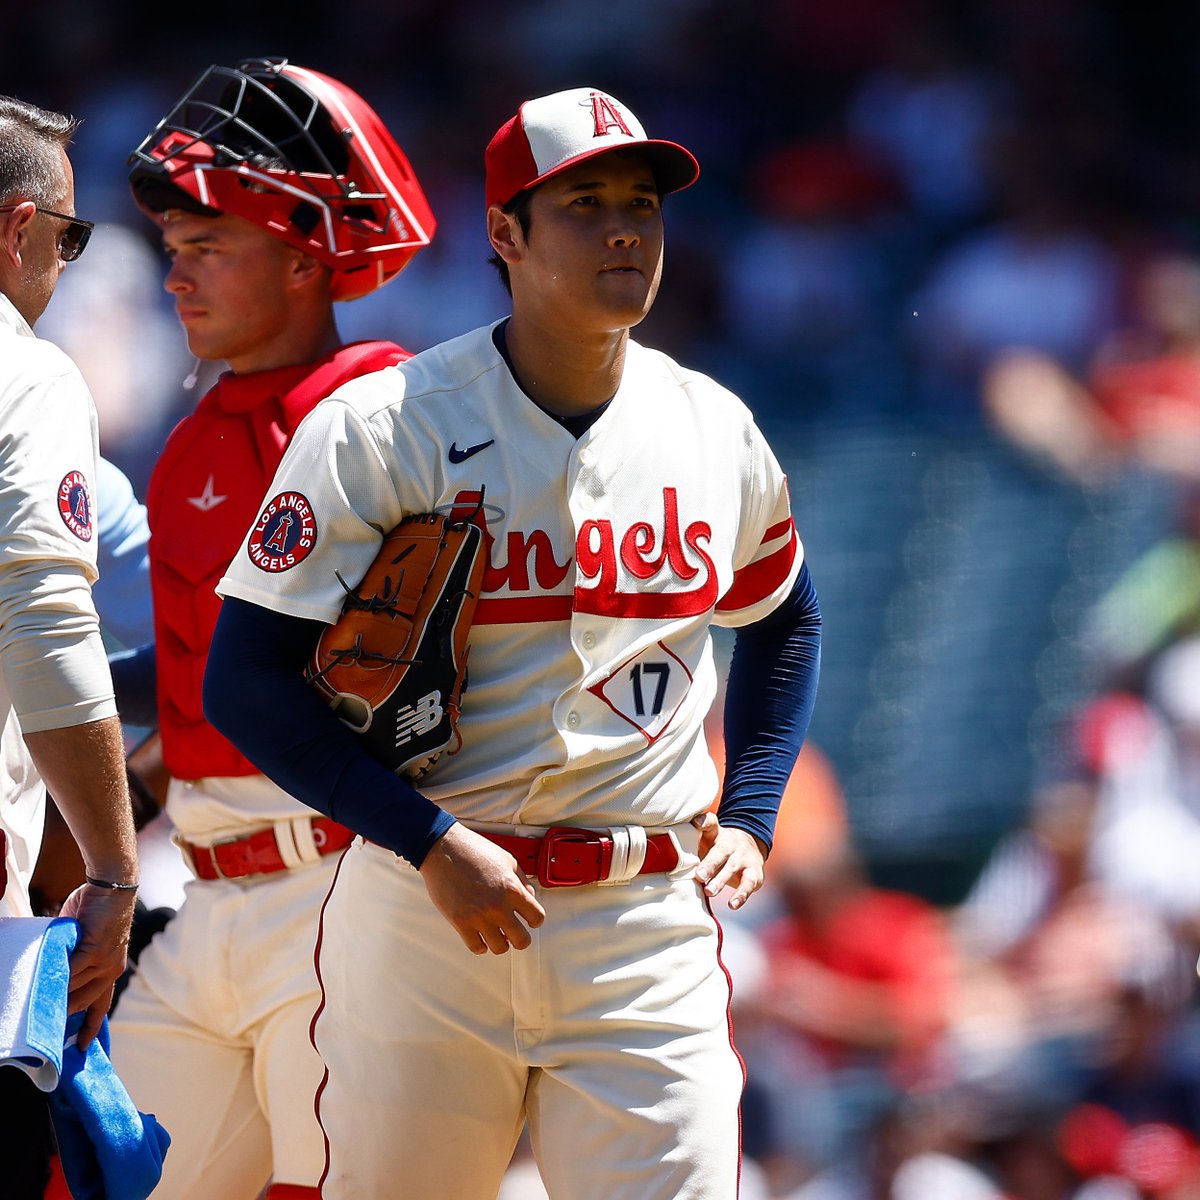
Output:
top-left (0, 203), bottom-right (92, 265)
top-left (0, 94), bottom-right (139, 1196)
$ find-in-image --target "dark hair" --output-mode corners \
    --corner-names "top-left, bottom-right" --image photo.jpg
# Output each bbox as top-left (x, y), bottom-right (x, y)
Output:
top-left (488, 188), bottom-right (534, 296)
top-left (0, 95), bottom-right (78, 207)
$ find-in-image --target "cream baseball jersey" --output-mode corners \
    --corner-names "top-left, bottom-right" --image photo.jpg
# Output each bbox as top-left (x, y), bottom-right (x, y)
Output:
top-left (0, 293), bottom-right (114, 916)
top-left (218, 322), bottom-right (802, 830)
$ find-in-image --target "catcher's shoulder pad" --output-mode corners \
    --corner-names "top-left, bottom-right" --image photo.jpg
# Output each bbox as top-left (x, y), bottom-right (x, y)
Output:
top-left (306, 512), bottom-right (486, 779)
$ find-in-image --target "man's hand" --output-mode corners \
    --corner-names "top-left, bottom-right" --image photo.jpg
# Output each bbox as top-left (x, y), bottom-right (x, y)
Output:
top-left (692, 812), bottom-right (768, 911)
top-left (58, 882), bottom-right (137, 1048)
top-left (419, 822), bottom-right (547, 955)
top-left (24, 715), bottom-right (139, 1049)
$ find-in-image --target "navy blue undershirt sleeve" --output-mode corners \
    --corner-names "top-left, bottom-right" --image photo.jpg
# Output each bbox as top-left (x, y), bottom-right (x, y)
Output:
top-left (108, 641), bottom-right (158, 728)
top-left (203, 597), bottom-right (455, 867)
top-left (719, 561), bottom-right (821, 854)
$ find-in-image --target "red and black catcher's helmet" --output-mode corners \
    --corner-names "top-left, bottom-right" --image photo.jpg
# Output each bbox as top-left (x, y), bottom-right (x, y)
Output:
top-left (128, 57), bottom-right (435, 300)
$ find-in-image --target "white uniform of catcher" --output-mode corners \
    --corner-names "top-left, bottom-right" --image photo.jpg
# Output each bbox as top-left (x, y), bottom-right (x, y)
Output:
top-left (217, 320), bottom-right (803, 1198)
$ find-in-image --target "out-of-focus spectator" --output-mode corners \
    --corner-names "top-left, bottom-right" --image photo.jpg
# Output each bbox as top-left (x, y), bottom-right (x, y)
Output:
top-left (1059, 1102), bottom-right (1200, 1199)
top-left (739, 808), bottom-right (956, 1183)
top-left (1087, 637), bottom-right (1200, 934)
top-left (985, 251), bottom-right (1200, 484)
top-left (782, 1091), bottom-right (1011, 1200)
top-left (719, 140), bottom-right (903, 416)
top-left (847, 23), bottom-right (1011, 232)
top-left (907, 127), bottom-right (1122, 423)
top-left (950, 720), bottom-right (1196, 1140)
top-left (955, 776), bottom-right (1098, 959)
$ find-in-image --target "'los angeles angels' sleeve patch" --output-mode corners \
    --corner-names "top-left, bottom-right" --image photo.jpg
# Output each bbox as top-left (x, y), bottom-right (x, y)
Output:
top-left (246, 492), bottom-right (318, 573)
top-left (57, 470), bottom-right (94, 541)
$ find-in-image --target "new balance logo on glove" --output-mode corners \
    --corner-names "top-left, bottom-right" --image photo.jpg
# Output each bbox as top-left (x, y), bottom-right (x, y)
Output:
top-left (396, 692), bottom-right (444, 747)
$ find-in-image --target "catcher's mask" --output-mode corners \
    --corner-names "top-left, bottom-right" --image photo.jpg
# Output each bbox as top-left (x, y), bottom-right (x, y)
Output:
top-left (128, 57), bottom-right (435, 300)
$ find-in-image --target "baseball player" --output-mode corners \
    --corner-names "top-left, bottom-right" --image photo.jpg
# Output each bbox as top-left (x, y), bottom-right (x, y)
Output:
top-left (105, 58), bottom-right (434, 1200)
top-left (0, 94), bottom-right (140, 1193)
top-left (206, 87), bottom-right (821, 1200)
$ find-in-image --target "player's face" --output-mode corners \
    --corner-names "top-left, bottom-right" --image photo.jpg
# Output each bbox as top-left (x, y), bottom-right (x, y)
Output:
top-left (10, 146), bottom-right (74, 327)
top-left (503, 152), bottom-right (664, 335)
top-left (160, 210), bottom-right (312, 372)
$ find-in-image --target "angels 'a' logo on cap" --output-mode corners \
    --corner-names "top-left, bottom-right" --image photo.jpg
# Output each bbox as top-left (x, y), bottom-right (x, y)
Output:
top-left (247, 491), bottom-right (318, 573)
top-left (57, 470), bottom-right (94, 541)
top-left (588, 92), bottom-right (634, 139)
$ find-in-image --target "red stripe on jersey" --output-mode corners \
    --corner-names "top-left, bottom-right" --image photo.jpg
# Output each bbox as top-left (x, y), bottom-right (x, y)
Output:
top-left (716, 525), bottom-right (799, 614)
top-left (475, 577), bottom-right (723, 624)
top-left (764, 516), bottom-right (792, 542)
top-left (475, 594), bottom-right (574, 624)
top-left (576, 578), bottom-right (719, 619)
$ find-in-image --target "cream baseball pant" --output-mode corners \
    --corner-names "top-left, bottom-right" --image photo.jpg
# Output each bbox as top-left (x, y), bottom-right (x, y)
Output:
top-left (315, 831), bottom-right (746, 1200)
top-left (110, 856), bottom-right (336, 1199)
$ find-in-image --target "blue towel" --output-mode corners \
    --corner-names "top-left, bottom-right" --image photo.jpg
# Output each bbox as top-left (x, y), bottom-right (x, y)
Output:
top-left (0, 915), bottom-right (76, 1088)
top-left (0, 914), bottom-right (170, 1199)
top-left (48, 1012), bottom-right (171, 1200)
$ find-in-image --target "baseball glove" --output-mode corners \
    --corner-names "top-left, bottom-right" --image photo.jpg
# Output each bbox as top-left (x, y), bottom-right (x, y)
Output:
top-left (306, 512), bottom-right (486, 780)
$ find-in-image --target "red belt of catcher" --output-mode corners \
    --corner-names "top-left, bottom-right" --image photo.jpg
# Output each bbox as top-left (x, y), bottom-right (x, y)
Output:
top-left (176, 818), bottom-right (354, 881)
top-left (479, 825), bottom-right (679, 888)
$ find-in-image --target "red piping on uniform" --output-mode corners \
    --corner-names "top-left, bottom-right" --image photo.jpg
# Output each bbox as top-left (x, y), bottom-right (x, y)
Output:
top-left (310, 842), bottom-right (353, 1199)
top-left (705, 891), bottom-right (747, 1198)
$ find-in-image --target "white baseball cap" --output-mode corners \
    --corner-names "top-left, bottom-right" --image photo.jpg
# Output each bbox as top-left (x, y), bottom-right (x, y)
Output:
top-left (484, 87), bottom-right (699, 210)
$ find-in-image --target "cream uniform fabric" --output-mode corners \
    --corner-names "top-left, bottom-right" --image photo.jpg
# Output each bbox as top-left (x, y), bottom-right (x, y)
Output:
top-left (0, 293), bottom-right (114, 918)
top-left (218, 323), bottom-right (802, 829)
top-left (218, 322), bottom-right (803, 1199)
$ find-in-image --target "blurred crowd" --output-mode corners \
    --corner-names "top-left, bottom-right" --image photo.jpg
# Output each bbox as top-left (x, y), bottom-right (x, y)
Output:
top-left (10, 0), bottom-right (1200, 1195)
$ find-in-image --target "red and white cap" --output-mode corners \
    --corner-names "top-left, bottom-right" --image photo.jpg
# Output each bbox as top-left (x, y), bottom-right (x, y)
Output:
top-left (485, 87), bottom-right (699, 210)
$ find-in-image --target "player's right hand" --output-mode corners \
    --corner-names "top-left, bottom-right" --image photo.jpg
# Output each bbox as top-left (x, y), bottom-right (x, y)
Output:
top-left (419, 822), bottom-right (546, 955)
top-left (59, 881), bottom-right (137, 1048)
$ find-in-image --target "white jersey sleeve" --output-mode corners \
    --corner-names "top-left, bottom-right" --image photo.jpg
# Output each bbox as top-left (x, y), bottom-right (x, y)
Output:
top-left (708, 388), bottom-right (802, 628)
top-left (0, 331), bottom-right (115, 732)
top-left (216, 369), bottom-right (414, 623)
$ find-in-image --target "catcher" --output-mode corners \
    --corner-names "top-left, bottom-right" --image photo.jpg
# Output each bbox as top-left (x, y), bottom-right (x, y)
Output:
top-left (105, 58), bottom-right (433, 1200)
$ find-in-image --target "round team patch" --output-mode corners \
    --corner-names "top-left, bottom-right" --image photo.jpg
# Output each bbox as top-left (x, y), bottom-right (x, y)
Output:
top-left (246, 491), bottom-right (318, 573)
top-left (57, 471), bottom-right (94, 542)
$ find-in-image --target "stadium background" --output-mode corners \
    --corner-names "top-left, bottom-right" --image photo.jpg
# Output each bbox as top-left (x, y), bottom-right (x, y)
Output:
top-left (8, 4), bottom-right (1200, 1190)
top-left (8, 0), bottom-right (1197, 897)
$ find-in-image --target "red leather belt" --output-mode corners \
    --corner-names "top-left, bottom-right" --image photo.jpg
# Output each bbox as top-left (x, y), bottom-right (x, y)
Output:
top-left (479, 826), bottom-right (679, 888)
top-left (177, 818), bottom-right (354, 881)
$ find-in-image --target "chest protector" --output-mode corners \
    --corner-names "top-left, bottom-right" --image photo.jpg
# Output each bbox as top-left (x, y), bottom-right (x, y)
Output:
top-left (149, 341), bottom-right (406, 780)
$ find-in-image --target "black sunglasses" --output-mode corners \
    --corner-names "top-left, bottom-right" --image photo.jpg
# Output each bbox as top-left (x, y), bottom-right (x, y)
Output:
top-left (0, 203), bottom-right (94, 262)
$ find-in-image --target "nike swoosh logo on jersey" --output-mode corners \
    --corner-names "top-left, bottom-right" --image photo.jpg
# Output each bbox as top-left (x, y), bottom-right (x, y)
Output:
top-left (448, 439), bottom-right (495, 463)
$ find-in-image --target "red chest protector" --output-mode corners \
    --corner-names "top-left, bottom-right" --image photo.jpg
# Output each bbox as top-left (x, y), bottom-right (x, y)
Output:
top-left (148, 341), bottom-right (407, 780)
